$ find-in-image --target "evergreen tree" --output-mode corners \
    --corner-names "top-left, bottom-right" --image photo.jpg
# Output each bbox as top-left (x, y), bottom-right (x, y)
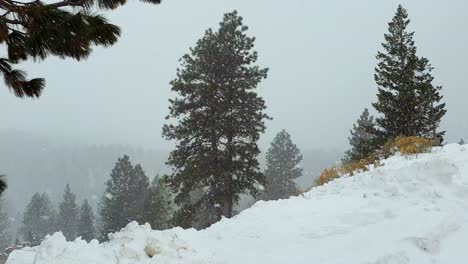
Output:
top-left (0, 198), bottom-right (11, 251)
top-left (343, 109), bottom-right (379, 163)
top-left (460, 138), bottom-right (465, 145)
top-left (0, 0), bottom-right (160, 98)
top-left (126, 164), bottom-right (150, 223)
top-left (372, 5), bottom-right (446, 142)
top-left (57, 184), bottom-right (79, 241)
top-left (78, 199), bottom-right (96, 242)
top-left (163, 11), bottom-right (270, 227)
top-left (143, 176), bottom-right (172, 230)
top-left (99, 155), bottom-right (149, 240)
top-left (0, 175), bottom-right (5, 195)
top-left (21, 193), bottom-right (57, 245)
top-left (262, 130), bottom-right (303, 201)
top-left (171, 188), bottom-right (218, 230)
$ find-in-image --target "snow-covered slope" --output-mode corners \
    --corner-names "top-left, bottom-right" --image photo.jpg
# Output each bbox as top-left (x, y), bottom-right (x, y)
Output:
top-left (7, 144), bottom-right (468, 264)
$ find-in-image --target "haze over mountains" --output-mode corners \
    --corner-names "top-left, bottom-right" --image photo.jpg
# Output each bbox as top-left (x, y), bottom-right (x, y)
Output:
top-left (0, 130), bottom-right (341, 216)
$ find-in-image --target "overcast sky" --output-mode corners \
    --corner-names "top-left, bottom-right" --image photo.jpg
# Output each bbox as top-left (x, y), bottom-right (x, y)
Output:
top-left (0, 0), bottom-right (467, 152)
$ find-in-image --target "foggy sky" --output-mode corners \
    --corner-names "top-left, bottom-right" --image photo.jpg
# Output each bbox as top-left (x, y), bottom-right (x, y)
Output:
top-left (0, 0), bottom-right (467, 152)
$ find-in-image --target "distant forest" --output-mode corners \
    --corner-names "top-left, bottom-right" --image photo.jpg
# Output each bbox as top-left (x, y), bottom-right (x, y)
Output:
top-left (0, 131), bottom-right (166, 214)
top-left (0, 130), bottom-right (340, 215)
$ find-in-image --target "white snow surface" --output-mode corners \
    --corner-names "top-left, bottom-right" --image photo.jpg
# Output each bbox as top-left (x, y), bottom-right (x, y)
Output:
top-left (8, 144), bottom-right (468, 264)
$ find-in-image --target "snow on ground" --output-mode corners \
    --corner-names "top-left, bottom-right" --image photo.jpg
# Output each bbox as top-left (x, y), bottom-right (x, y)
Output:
top-left (7, 144), bottom-right (468, 264)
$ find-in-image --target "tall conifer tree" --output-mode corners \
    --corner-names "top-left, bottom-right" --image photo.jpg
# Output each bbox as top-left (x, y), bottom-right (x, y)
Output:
top-left (372, 5), bottom-right (446, 142)
top-left (78, 199), bottom-right (96, 242)
top-left (21, 193), bottom-right (57, 245)
top-left (57, 184), bottom-right (79, 241)
top-left (163, 11), bottom-right (270, 227)
top-left (0, 198), bottom-right (11, 250)
top-left (343, 109), bottom-right (379, 163)
top-left (0, 175), bottom-right (6, 195)
top-left (143, 176), bottom-right (172, 230)
top-left (99, 155), bottom-right (149, 240)
top-left (262, 130), bottom-right (302, 200)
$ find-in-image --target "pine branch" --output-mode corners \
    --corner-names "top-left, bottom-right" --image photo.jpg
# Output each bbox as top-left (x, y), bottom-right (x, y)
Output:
top-left (46, 0), bottom-right (87, 8)
top-left (0, 16), bottom-right (26, 25)
top-left (0, 0), bottom-right (161, 98)
top-left (0, 175), bottom-right (6, 194)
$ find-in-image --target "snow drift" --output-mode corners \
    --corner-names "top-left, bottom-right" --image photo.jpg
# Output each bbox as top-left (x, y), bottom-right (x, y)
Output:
top-left (7, 144), bottom-right (468, 264)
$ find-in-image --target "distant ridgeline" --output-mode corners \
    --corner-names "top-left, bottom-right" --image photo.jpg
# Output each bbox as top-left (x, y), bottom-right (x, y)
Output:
top-left (0, 131), bottom-right (167, 213)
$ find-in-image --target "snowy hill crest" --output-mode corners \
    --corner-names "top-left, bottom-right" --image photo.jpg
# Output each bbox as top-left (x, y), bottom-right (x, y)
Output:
top-left (7, 144), bottom-right (468, 264)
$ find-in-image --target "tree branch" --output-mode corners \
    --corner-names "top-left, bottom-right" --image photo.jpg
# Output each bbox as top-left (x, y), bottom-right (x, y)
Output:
top-left (46, 0), bottom-right (86, 8)
top-left (0, 15), bottom-right (27, 26)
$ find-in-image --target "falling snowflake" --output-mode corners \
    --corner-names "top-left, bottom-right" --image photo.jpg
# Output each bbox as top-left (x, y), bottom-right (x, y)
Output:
top-left (105, 193), bottom-right (114, 200)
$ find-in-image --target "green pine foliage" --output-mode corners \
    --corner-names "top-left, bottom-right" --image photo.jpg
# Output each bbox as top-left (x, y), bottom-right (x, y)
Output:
top-left (163, 10), bottom-right (270, 228)
top-left (170, 187), bottom-right (219, 230)
top-left (57, 184), bottom-right (79, 241)
top-left (78, 199), bottom-right (96, 242)
top-left (0, 0), bottom-right (161, 98)
top-left (262, 130), bottom-right (303, 201)
top-left (0, 175), bottom-right (5, 195)
top-left (0, 198), bottom-right (11, 251)
top-left (143, 176), bottom-right (172, 230)
top-left (99, 155), bottom-right (149, 240)
top-left (343, 109), bottom-right (379, 163)
top-left (21, 193), bottom-right (57, 245)
top-left (372, 5), bottom-right (446, 143)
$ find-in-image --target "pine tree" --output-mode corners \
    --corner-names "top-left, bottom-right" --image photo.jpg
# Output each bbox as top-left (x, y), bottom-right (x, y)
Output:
top-left (78, 199), bottom-right (96, 242)
top-left (163, 11), bottom-right (270, 227)
top-left (372, 5), bottom-right (446, 143)
top-left (21, 193), bottom-right (57, 245)
top-left (57, 184), bottom-right (79, 241)
top-left (0, 0), bottom-right (160, 98)
top-left (0, 198), bottom-right (11, 251)
top-left (171, 188), bottom-right (218, 230)
top-left (143, 176), bottom-right (172, 230)
top-left (0, 174), bottom-right (6, 195)
top-left (261, 130), bottom-right (302, 201)
top-left (460, 138), bottom-right (465, 145)
top-left (343, 109), bottom-right (379, 163)
top-left (126, 164), bottom-right (150, 223)
top-left (99, 155), bottom-right (149, 240)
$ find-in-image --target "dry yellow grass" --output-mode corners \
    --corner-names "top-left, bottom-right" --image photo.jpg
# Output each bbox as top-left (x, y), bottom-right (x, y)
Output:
top-left (315, 167), bottom-right (341, 186)
top-left (314, 136), bottom-right (434, 187)
top-left (382, 136), bottom-right (435, 157)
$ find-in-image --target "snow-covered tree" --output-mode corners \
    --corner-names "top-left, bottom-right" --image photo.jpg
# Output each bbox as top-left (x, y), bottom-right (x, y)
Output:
top-left (57, 184), bottom-right (79, 241)
top-left (372, 5), bottom-right (446, 142)
top-left (163, 10), bottom-right (270, 228)
top-left (21, 193), bottom-right (57, 245)
top-left (0, 198), bottom-right (11, 251)
top-left (99, 155), bottom-right (149, 240)
top-left (262, 130), bottom-right (302, 200)
top-left (78, 199), bottom-right (96, 242)
top-left (343, 109), bottom-right (379, 163)
top-left (143, 176), bottom-right (172, 230)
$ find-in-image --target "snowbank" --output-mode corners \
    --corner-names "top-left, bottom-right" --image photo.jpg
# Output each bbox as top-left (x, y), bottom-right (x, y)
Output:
top-left (8, 144), bottom-right (468, 264)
